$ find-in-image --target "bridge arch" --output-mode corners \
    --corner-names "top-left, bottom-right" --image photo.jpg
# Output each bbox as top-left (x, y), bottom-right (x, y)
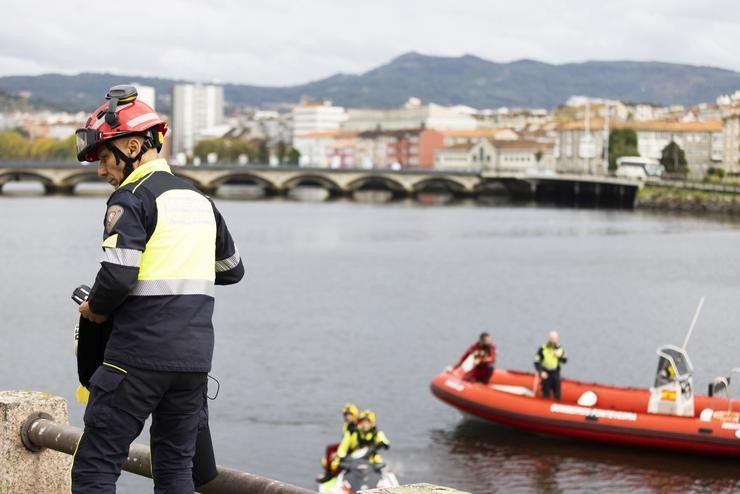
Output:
top-left (412, 176), bottom-right (470, 196)
top-left (0, 171), bottom-right (55, 194)
top-left (346, 175), bottom-right (408, 195)
top-left (60, 171), bottom-right (105, 190)
top-left (282, 174), bottom-right (343, 196)
top-left (207, 173), bottom-right (279, 196)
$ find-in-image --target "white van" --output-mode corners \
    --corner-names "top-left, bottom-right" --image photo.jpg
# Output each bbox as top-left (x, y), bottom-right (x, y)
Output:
top-left (615, 156), bottom-right (664, 180)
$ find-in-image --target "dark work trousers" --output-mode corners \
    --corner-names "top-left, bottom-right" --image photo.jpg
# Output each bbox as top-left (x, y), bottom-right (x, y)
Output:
top-left (463, 365), bottom-right (495, 384)
top-left (541, 368), bottom-right (562, 400)
top-left (71, 364), bottom-right (208, 494)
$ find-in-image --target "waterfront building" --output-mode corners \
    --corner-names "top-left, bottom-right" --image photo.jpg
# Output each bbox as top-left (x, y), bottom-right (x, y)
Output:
top-left (434, 139), bottom-right (555, 172)
top-left (557, 119), bottom-right (723, 176)
top-left (440, 128), bottom-right (519, 147)
top-left (171, 83), bottom-right (224, 158)
top-left (291, 100), bottom-right (347, 166)
top-left (131, 83), bottom-right (156, 109)
top-left (293, 128), bottom-right (445, 169)
top-left (722, 103), bottom-right (740, 173)
top-left (343, 100), bottom-right (477, 133)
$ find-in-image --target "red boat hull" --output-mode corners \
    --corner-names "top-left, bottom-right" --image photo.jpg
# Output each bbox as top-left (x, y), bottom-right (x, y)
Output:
top-left (430, 369), bottom-right (740, 456)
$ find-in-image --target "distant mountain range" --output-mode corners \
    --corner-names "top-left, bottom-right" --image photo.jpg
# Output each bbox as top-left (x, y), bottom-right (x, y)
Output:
top-left (1, 52), bottom-right (739, 113)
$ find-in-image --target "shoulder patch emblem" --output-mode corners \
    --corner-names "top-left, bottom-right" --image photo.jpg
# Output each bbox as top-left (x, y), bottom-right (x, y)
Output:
top-left (105, 205), bottom-right (124, 233)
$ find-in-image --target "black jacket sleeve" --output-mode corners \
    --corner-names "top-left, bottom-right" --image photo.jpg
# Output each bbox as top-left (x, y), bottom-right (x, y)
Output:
top-left (533, 347), bottom-right (544, 372)
top-left (88, 190), bottom-right (148, 314)
top-left (212, 201), bottom-right (244, 285)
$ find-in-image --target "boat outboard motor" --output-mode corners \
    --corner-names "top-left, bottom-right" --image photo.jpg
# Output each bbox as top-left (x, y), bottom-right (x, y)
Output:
top-left (648, 345), bottom-right (695, 417)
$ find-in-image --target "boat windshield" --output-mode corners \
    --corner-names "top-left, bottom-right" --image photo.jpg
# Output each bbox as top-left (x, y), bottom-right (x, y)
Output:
top-left (654, 347), bottom-right (692, 387)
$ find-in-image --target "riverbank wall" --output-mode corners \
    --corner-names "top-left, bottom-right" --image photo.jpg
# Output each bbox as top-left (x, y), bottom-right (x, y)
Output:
top-left (636, 184), bottom-right (740, 215)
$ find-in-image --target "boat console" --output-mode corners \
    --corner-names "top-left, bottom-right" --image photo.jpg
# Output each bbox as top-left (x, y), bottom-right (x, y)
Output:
top-left (648, 345), bottom-right (695, 417)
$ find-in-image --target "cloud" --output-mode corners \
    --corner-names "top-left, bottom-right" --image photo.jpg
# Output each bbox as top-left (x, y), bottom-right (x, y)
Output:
top-left (0, 0), bottom-right (738, 85)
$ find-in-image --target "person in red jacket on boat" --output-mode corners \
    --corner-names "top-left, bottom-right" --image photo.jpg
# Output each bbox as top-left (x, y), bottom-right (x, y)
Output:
top-left (534, 330), bottom-right (567, 400)
top-left (454, 332), bottom-right (497, 384)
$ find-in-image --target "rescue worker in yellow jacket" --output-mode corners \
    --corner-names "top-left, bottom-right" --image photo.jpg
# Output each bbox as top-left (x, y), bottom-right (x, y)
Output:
top-left (334, 410), bottom-right (390, 469)
top-left (534, 330), bottom-right (568, 401)
top-left (317, 403), bottom-right (359, 483)
top-left (71, 85), bottom-right (244, 494)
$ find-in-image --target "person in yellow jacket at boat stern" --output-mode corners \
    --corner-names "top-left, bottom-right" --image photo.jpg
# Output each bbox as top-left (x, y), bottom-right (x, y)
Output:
top-left (534, 330), bottom-right (568, 400)
top-left (333, 410), bottom-right (390, 470)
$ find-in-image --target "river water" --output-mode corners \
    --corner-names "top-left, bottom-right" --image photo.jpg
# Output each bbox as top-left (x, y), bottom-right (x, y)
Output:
top-left (1, 190), bottom-right (740, 493)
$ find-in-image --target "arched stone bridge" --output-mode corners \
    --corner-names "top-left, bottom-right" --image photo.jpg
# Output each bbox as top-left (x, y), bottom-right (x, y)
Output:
top-left (0, 161), bottom-right (641, 207)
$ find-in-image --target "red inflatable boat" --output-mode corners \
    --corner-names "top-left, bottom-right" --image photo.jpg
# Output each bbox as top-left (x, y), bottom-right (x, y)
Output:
top-left (431, 345), bottom-right (740, 457)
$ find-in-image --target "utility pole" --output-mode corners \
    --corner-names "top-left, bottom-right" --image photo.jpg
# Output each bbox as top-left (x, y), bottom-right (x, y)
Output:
top-left (585, 99), bottom-right (591, 174)
top-left (672, 134), bottom-right (678, 174)
top-left (603, 103), bottom-right (610, 175)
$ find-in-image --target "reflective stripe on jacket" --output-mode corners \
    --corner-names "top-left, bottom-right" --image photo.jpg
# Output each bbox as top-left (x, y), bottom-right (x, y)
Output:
top-left (336, 428), bottom-right (390, 463)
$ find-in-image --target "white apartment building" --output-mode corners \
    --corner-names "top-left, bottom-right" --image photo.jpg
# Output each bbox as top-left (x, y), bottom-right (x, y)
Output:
top-left (171, 83), bottom-right (224, 158)
top-left (292, 102), bottom-right (347, 136)
top-left (131, 83), bottom-right (156, 109)
top-left (291, 102), bottom-right (347, 166)
top-left (343, 103), bottom-right (477, 133)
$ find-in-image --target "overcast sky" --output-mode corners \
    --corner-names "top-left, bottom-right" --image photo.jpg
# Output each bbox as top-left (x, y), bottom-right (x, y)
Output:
top-left (1, 0), bottom-right (737, 86)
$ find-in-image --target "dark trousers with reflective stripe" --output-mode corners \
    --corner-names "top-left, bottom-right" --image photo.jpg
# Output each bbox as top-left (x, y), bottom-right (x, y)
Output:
top-left (71, 364), bottom-right (208, 494)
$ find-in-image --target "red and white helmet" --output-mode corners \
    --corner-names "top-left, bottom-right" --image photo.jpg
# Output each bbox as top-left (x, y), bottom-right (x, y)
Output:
top-left (75, 85), bottom-right (167, 162)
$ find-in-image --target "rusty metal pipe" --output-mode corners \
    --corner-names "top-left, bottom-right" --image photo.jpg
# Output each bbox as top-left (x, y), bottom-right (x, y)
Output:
top-left (24, 417), bottom-right (314, 494)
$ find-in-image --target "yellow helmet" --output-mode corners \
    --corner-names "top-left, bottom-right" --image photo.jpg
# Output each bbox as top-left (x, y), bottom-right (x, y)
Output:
top-left (342, 403), bottom-right (359, 419)
top-left (359, 409), bottom-right (376, 426)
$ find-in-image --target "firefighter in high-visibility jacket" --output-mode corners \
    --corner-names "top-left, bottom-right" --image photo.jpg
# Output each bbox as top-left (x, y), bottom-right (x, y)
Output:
top-left (317, 403), bottom-right (359, 483)
top-left (534, 330), bottom-right (568, 401)
top-left (334, 410), bottom-right (390, 470)
top-left (71, 85), bottom-right (244, 494)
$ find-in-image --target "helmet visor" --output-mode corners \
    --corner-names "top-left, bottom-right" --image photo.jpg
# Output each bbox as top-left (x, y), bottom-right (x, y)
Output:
top-left (75, 128), bottom-right (104, 162)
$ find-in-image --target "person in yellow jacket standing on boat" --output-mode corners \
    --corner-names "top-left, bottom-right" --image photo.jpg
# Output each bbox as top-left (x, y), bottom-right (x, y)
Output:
top-left (534, 330), bottom-right (568, 401)
top-left (334, 410), bottom-right (390, 469)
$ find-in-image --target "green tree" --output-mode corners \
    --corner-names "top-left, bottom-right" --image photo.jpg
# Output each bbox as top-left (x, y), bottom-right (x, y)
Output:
top-left (608, 128), bottom-right (639, 171)
top-left (534, 149), bottom-right (543, 163)
top-left (194, 137), bottom-right (257, 164)
top-left (0, 131), bottom-right (31, 159)
top-left (257, 141), bottom-right (269, 164)
top-left (56, 135), bottom-right (77, 160)
top-left (705, 166), bottom-right (726, 180)
top-left (275, 141), bottom-right (287, 164)
top-left (286, 147), bottom-right (301, 166)
top-left (660, 140), bottom-right (688, 175)
top-left (29, 138), bottom-right (58, 159)
top-left (193, 138), bottom-right (225, 163)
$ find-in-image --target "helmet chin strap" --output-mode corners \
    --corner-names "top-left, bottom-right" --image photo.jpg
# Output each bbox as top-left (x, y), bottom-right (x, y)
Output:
top-left (106, 136), bottom-right (153, 181)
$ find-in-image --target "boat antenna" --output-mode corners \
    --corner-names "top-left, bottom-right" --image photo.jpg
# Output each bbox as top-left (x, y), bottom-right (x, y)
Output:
top-left (682, 296), bottom-right (705, 351)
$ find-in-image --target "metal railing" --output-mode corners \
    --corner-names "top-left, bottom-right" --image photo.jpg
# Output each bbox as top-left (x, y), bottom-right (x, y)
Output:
top-left (21, 415), bottom-right (314, 494)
